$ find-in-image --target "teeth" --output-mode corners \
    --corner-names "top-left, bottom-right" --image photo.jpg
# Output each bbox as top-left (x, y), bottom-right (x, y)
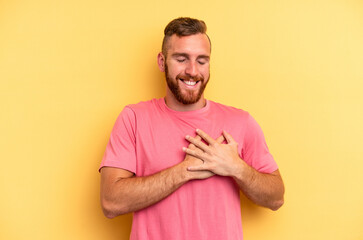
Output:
top-left (184, 80), bottom-right (197, 86)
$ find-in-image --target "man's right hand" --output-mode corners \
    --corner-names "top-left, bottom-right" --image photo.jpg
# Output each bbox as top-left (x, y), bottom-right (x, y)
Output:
top-left (181, 134), bottom-right (225, 180)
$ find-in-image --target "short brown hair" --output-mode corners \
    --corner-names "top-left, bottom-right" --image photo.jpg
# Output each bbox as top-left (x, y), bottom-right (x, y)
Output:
top-left (162, 17), bottom-right (210, 56)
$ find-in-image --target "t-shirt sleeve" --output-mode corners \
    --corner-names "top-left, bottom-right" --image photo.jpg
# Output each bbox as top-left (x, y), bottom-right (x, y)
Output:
top-left (242, 114), bottom-right (278, 173)
top-left (99, 106), bottom-right (137, 173)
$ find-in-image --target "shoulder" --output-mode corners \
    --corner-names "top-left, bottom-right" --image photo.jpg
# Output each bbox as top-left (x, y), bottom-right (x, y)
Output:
top-left (113, 99), bottom-right (161, 131)
top-left (208, 100), bottom-right (263, 135)
top-left (124, 98), bottom-right (161, 114)
top-left (208, 100), bottom-right (251, 120)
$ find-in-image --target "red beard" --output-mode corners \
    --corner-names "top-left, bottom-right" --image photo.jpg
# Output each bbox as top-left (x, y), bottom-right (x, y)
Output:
top-left (165, 64), bottom-right (209, 105)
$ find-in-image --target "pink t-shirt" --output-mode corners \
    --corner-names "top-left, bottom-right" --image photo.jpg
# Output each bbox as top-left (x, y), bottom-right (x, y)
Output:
top-left (100, 98), bottom-right (278, 240)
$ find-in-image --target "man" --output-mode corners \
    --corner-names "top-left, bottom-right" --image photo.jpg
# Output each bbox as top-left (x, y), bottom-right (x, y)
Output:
top-left (100, 17), bottom-right (284, 240)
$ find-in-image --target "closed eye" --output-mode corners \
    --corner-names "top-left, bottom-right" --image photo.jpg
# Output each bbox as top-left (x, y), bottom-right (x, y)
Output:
top-left (197, 56), bottom-right (209, 65)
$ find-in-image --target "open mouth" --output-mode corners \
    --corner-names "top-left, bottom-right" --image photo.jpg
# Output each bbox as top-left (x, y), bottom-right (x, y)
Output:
top-left (183, 80), bottom-right (197, 86)
top-left (179, 78), bottom-right (199, 87)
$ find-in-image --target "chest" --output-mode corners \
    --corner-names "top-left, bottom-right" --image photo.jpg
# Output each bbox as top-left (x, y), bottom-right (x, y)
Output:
top-left (133, 112), bottom-right (244, 176)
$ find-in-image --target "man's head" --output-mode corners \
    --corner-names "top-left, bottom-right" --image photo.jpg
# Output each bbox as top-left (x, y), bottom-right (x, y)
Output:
top-left (158, 17), bottom-right (211, 107)
top-left (162, 17), bottom-right (211, 57)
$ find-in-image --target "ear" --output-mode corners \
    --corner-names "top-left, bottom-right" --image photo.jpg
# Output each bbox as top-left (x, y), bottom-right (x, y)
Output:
top-left (157, 52), bottom-right (165, 72)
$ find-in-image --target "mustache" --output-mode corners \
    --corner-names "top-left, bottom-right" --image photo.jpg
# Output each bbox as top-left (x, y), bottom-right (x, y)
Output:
top-left (176, 73), bottom-right (204, 82)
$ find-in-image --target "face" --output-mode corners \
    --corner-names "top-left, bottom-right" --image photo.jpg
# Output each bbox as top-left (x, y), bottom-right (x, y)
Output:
top-left (159, 33), bottom-right (211, 105)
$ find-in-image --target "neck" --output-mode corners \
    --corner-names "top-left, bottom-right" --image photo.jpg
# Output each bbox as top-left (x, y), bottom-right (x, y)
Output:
top-left (164, 91), bottom-right (206, 112)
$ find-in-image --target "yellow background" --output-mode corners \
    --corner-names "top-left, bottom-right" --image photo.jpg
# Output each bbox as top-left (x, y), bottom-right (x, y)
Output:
top-left (1, 0), bottom-right (362, 239)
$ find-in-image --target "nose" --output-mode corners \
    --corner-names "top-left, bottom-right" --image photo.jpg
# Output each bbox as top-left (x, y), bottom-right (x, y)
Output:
top-left (185, 61), bottom-right (198, 77)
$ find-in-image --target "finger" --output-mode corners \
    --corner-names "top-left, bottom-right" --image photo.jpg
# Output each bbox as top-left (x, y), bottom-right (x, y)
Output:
top-left (188, 143), bottom-right (205, 153)
top-left (222, 130), bottom-right (237, 144)
top-left (183, 146), bottom-right (206, 159)
top-left (188, 143), bottom-right (196, 149)
top-left (185, 135), bottom-right (210, 153)
top-left (196, 129), bottom-right (216, 145)
top-left (187, 135), bottom-right (202, 149)
top-left (216, 134), bottom-right (225, 144)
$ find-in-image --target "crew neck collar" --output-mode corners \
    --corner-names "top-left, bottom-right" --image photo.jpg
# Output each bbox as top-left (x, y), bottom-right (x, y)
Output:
top-left (158, 98), bottom-right (210, 116)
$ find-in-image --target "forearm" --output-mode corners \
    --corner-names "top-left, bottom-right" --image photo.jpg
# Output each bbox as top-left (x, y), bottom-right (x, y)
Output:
top-left (101, 164), bottom-right (189, 218)
top-left (100, 154), bottom-right (213, 219)
top-left (184, 129), bottom-right (285, 210)
top-left (233, 160), bottom-right (285, 210)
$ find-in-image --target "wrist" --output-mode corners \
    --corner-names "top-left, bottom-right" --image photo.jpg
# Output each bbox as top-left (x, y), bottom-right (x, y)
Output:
top-left (230, 157), bottom-right (247, 179)
top-left (174, 161), bottom-right (193, 183)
